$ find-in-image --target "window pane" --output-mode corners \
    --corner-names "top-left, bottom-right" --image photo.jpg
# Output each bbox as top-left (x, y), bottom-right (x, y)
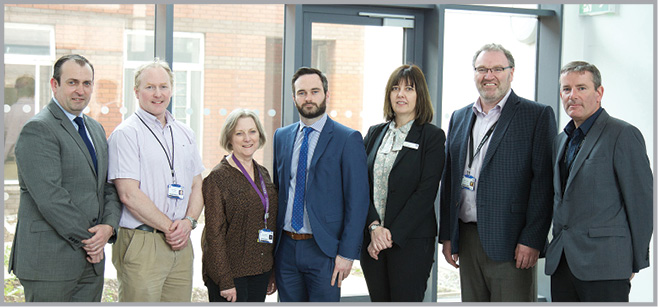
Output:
top-left (173, 36), bottom-right (201, 64)
top-left (438, 8), bottom-right (538, 301)
top-left (4, 27), bottom-right (51, 56)
top-left (311, 22), bottom-right (405, 300)
top-left (4, 5), bottom-right (154, 302)
top-left (170, 5), bottom-right (284, 301)
top-left (311, 23), bottom-right (404, 136)
top-left (173, 4), bottom-right (284, 177)
top-left (441, 9), bottom-right (538, 133)
top-left (127, 33), bottom-right (155, 62)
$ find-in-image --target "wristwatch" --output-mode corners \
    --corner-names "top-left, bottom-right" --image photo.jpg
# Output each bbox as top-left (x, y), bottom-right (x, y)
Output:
top-left (368, 223), bottom-right (381, 233)
top-left (184, 216), bottom-right (198, 230)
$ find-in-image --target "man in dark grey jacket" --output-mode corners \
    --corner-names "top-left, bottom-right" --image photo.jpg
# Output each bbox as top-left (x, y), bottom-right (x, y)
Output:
top-left (545, 61), bottom-right (653, 302)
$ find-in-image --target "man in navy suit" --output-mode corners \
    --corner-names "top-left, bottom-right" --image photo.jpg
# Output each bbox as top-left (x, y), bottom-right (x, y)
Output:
top-left (439, 43), bottom-right (556, 301)
top-left (272, 67), bottom-right (369, 302)
top-left (545, 61), bottom-right (652, 302)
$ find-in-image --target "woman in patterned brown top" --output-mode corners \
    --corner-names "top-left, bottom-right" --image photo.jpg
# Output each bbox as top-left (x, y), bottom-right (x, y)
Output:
top-left (202, 108), bottom-right (277, 302)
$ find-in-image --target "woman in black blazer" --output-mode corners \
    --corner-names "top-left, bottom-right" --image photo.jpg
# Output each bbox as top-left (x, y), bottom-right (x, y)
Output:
top-left (361, 64), bottom-right (445, 302)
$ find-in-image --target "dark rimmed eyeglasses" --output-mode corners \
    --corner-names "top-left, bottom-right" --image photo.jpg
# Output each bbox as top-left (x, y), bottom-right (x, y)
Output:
top-left (474, 66), bottom-right (512, 74)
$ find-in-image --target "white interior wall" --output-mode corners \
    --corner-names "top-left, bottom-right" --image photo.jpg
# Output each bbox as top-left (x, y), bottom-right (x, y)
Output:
top-left (560, 4), bottom-right (654, 303)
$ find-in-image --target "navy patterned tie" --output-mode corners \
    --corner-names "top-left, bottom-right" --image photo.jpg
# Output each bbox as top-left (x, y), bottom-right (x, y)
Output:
top-left (74, 116), bottom-right (98, 172)
top-left (565, 129), bottom-right (584, 173)
top-left (292, 127), bottom-right (312, 232)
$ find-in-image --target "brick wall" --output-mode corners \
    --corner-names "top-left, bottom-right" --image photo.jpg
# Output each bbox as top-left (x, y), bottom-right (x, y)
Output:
top-left (4, 4), bottom-right (367, 220)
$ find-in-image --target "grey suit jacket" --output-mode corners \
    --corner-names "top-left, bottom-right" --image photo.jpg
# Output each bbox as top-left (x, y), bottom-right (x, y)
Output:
top-left (545, 109), bottom-right (653, 281)
top-left (8, 100), bottom-right (121, 281)
top-left (439, 90), bottom-right (556, 262)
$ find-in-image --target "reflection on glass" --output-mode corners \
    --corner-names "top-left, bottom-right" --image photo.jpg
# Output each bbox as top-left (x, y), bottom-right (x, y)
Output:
top-left (4, 72), bottom-right (36, 181)
top-left (4, 4), bottom-right (154, 303)
top-left (311, 23), bottom-right (403, 136)
top-left (173, 4), bottom-right (284, 176)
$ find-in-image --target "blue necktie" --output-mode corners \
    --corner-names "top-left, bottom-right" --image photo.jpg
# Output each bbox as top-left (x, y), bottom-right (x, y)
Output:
top-left (292, 127), bottom-right (312, 232)
top-left (74, 116), bottom-right (98, 172)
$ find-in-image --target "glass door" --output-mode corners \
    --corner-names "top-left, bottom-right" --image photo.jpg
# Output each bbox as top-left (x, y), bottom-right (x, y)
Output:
top-left (311, 23), bottom-right (403, 135)
top-left (297, 5), bottom-right (426, 301)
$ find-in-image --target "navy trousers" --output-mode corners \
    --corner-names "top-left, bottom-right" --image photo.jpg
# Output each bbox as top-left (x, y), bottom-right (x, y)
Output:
top-left (274, 234), bottom-right (341, 302)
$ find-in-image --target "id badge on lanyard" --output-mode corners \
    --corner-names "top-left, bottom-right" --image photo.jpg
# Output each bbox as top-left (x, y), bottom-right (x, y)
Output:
top-left (258, 229), bottom-right (274, 244)
top-left (461, 174), bottom-right (476, 191)
top-left (231, 154), bottom-right (273, 244)
top-left (168, 183), bottom-right (184, 199)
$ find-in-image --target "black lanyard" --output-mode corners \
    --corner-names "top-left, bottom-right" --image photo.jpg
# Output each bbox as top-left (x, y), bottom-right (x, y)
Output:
top-left (136, 114), bottom-right (176, 182)
top-left (468, 113), bottom-right (498, 170)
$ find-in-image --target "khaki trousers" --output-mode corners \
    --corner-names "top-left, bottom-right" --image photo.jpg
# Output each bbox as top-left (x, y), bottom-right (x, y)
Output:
top-left (112, 227), bottom-right (193, 302)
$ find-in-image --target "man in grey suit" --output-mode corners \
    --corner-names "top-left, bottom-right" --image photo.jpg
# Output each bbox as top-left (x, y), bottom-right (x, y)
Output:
top-left (8, 54), bottom-right (121, 302)
top-left (545, 61), bottom-right (653, 302)
top-left (439, 43), bottom-right (556, 301)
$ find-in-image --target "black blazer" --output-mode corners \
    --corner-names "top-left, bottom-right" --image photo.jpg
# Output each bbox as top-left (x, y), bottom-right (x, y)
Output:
top-left (362, 120), bottom-right (445, 248)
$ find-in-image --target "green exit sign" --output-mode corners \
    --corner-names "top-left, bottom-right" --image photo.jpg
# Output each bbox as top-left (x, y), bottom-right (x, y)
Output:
top-left (579, 4), bottom-right (616, 16)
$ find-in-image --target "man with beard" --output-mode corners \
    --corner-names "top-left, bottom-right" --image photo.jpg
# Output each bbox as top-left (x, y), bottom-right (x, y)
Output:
top-left (272, 67), bottom-right (369, 302)
top-left (439, 43), bottom-right (556, 301)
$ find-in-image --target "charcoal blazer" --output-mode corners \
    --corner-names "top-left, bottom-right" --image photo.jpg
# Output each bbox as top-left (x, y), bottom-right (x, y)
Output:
top-left (545, 109), bottom-right (653, 280)
top-left (272, 116), bottom-right (370, 260)
top-left (439, 90), bottom-right (556, 261)
top-left (9, 100), bottom-right (121, 281)
top-left (362, 121), bottom-right (445, 248)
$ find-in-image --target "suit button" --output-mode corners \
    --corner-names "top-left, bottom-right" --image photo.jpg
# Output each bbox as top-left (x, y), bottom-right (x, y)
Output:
top-left (92, 218), bottom-right (98, 223)
top-left (562, 225), bottom-right (568, 230)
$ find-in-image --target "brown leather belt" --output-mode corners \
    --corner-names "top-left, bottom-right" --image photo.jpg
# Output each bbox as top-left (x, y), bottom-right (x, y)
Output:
top-left (284, 230), bottom-right (313, 240)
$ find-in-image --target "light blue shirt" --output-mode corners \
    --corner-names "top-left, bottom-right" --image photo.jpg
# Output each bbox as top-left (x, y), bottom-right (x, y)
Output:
top-left (283, 113), bottom-right (328, 234)
top-left (53, 97), bottom-right (95, 150)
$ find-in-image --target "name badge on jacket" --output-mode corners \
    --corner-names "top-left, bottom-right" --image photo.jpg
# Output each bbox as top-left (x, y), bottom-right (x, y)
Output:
top-left (403, 141), bottom-right (419, 150)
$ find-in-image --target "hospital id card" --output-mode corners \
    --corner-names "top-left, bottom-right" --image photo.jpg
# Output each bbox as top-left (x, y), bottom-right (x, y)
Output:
top-left (461, 175), bottom-right (476, 191)
top-left (258, 229), bottom-right (274, 244)
top-left (168, 183), bottom-right (184, 200)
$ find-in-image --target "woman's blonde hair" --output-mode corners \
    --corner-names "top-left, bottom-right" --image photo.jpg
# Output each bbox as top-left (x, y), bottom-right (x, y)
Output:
top-left (220, 108), bottom-right (267, 152)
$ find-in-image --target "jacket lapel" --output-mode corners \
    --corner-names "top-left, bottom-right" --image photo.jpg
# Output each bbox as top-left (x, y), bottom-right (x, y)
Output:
top-left (49, 101), bottom-right (97, 175)
top-left (280, 123), bottom-right (299, 211)
top-left (457, 108), bottom-right (475, 178)
top-left (554, 133), bottom-right (568, 197)
top-left (85, 115), bottom-right (106, 183)
top-left (367, 124), bottom-right (388, 180)
top-left (308, 117), bottom-right (334, 189)
top-left (481, 91), bottom-right (520, 169)
top-left (564, 110), bottom-right (609, 191)
top-left (391, 121), bottom-right (422, 171)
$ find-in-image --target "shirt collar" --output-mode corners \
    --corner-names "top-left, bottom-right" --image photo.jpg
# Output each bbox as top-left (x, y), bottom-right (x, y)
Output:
top-left (298, 113), bottom-right (328, 134)
top-left (388, 118), bottom-right (414, 133)
top-left (136, 107), bottom-right (175, 128)
top-left (564, 107), bottom-right (603, 137)
top-left (472, 88), bottom-right (512, 116)
top-left (52, 97), bottom-right (79, 122)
